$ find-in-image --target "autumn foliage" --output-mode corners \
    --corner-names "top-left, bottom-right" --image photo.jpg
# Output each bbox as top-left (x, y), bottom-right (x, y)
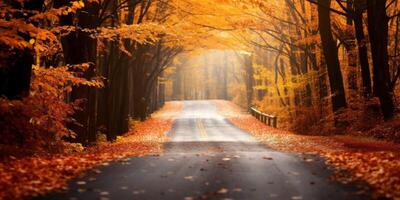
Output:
top-left (1, 0), bottom-right (400, 199)
top-left (0, 65), bottom-right (103, 156)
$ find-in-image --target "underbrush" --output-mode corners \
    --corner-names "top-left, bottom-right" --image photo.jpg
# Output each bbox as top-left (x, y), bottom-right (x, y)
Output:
top-left (254, 97), bottom-right (400, 143)
top-left (0, 101), bottom-right (182, 200)
top-left (0, 65), bottom-right (102, 158)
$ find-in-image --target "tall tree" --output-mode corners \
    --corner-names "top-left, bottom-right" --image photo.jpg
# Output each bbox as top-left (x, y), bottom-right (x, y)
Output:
top-left (244, 54), bottom-right (254, 109)
top-left (344, 0), bottom-right (359, 95)
top-left (317, 0), bottom-right (347, 113)
top-left (203, 54), bottom-right (210, 99)
top-left (55, 0), bottom-right (100, 145)
top-left (354, 0), bottom-right (372, 97)
top-left (366, 0), bottom-right (395, 119)
top-left (221, 52), bottom-right (229, 100)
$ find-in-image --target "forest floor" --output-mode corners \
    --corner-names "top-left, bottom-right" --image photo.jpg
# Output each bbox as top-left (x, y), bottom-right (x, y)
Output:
top-left (0, 101), bottom-right (183, 200)
top-left (214, 100), bottom-right (400, 200)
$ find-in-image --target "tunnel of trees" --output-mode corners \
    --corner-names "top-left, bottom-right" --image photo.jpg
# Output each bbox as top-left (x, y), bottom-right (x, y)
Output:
top-left (1, 0), bottom-right (400, 151)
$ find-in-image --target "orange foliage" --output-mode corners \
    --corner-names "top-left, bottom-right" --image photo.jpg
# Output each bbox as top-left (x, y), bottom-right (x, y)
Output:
top-left (0, 101), bottom-right (182, 200)
top-left (0, 65), bottom-right (102, 155)
top-left (214, 100), bottom-right (400, 199)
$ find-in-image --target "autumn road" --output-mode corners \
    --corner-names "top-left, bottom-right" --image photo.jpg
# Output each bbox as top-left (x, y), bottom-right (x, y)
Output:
top-left (41, 101), bottom-right (368, 200)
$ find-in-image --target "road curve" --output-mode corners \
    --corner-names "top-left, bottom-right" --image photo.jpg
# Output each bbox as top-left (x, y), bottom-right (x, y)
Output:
top-left (39, 101), bottom-right (368, 200)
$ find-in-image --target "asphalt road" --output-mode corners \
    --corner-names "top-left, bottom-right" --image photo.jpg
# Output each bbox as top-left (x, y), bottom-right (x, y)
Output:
top-left (40, 101), bottom-right (368, 200)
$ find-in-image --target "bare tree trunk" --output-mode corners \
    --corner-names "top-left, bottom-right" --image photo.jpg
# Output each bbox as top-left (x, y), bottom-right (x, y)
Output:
top-left (244, 54), bottom-right (254, 109)
top-left (173, 63), bottom-right (183, 100)
top-left (318, 0), bottom-right (347, 114)
top-left (345, 0), bottom-right (359, 96)
top-left (203, 55), bottom-right (210, 99)
top-left (367, 0), bottom-right (395, 119)
top-left (354, 0), bottom-right (372, 97)
top-left (221, 52), bottom-right (229, 100)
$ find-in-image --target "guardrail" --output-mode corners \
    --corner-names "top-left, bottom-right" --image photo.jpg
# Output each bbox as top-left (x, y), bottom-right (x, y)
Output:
top-left (249, 107), bottom-right (277, 128)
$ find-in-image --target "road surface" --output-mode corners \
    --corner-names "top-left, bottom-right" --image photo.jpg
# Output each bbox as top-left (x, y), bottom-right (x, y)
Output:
top-left (40, 101), bottom-right (368, 200)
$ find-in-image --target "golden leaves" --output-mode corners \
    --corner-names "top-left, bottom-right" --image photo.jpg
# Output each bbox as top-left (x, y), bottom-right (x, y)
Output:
top-left (29, 1), bottom-right (85, 22)
top-left (0, 64), bottom-right (103, 155)
top-left (0, 0), bottom-right (83, 56)
top-left (97, 23), bottom-right (166, 44)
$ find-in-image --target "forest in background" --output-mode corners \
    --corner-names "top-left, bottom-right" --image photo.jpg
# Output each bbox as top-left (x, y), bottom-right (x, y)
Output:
top-left (166, 0), bottom-right (400, 142)
top-left (1, 0), bottom-right (400, 156)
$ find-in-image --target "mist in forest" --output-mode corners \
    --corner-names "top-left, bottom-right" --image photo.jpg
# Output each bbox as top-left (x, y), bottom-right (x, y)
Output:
top-left (165, 50), bottom-right (245, 102)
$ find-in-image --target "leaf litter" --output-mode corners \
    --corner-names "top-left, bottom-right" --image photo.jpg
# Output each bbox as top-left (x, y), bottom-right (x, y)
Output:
top-left (0, 102), bottom-right (183, 200)
top-left (214, 100), bottom-right (400, 199)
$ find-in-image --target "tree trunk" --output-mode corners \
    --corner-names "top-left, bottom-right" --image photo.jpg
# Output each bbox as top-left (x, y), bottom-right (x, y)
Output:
top-left (158, 72), bottom-right (165, 108)
top-left (318, 0), bottom-right (347, 113)
top-left (221, 52), bottom-right (229, 100)
top-left (366, 0), bottom-right (395, 119)
top-left (203, 55), bottom-right (210, 99)
top-left (354, 1), bottom-right (372, 97)
top-left (56, 0), bottom-right (100, 145)
top-left (244, 54), bottom-right (254, 109)
top-left (173, 63), bottom-right (183, 100)
top-left (345, 0), bottom-right (358, 96)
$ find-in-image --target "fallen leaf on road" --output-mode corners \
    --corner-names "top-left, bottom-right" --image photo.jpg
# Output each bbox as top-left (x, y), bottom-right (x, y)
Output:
top-left (288, 171), bottom-right (300, 176)
top-left (291, 196), bottom-right (303, 200)
top-left (77, 188), bottom-right (86, 193)
top-left (184, 176), bottom-right (194, 181)
top-left (76, 181), bottom-right (86, 185)
top-left (304, 158), bottom-right (314, 162)
top-left (222, 157), bottom-right (231, 161)
top-left (167, 189), bottom-right (175, 193)
top-left (217, 188), bottom-right (229, 194)
top-left (262, 156), bottom-right (273, 160)
top-left (132, 189), bottom-right (145, 195)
